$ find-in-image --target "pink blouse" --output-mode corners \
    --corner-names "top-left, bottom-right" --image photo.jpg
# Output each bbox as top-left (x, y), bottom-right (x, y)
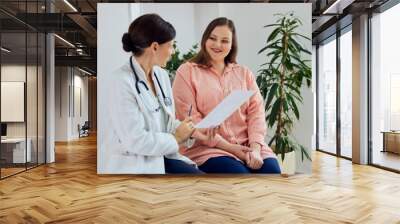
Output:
top-left (172, 62), bottom-right (276, 165)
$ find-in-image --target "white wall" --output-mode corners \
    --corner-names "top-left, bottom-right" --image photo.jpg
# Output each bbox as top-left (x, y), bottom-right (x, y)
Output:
top-left (141, 4), bottom-right (196, 53)
top-left (98, 3), bottom-right (134, 172)
top-left (54, 67), bottom-right (89, 141)
top-left (193, 4), bottom-right (220, 45)
top-left (1, 65), bottom-right (38, 138)
top-left (77, 74), bottom-right (89, 124)
top-left (98, 3), bottom-right (313, 173)
top-left (55, 67), bottom-right (69, 141)
top-left (72, 73), bottom-right (89, 138)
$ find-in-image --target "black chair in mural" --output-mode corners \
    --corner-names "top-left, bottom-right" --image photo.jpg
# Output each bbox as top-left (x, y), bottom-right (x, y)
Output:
top-left (78, 121), bottom-right (90, 138)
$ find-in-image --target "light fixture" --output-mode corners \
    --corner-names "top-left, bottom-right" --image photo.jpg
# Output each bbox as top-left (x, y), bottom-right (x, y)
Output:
top-left (76, 48), bottom-right (86, 55)
top-left (1, 47), bottom-right (11, 53)
top-left (78, 67), bottom-right (92, 76)
top-left (54, 34), bottom-right (75, 48)
top-left (63, 0), bottom-right (78, 12)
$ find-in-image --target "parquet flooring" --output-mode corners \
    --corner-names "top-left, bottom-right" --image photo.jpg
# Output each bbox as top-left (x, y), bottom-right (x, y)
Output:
top-left (1, 135), bottom-right (400, 223)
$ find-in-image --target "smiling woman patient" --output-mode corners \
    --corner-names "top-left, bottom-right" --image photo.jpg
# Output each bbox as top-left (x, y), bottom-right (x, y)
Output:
top-left (172, 17), bottom-right (281, 174)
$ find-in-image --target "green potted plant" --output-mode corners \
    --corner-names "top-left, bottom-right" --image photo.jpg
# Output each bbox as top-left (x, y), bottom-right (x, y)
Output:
top-left (165, 41), bottom-right (198, 80)
top-left (256, 12), bottom-right (312, 175)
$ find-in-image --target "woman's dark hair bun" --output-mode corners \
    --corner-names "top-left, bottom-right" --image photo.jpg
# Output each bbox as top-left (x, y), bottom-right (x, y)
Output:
top-left (122, 32), bottom-right (142, 54)
top-left (122, 14), bottom-right (176, 56)
top-left (122, 32), bottom-right (134, 52)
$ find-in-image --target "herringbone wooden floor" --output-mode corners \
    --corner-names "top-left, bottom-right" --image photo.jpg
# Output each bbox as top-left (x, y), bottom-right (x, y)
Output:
top-left (1, 135), bottom-right (400, 224)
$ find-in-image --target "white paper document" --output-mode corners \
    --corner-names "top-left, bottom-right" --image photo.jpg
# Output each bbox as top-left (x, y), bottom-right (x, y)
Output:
top-left (195, 90), bottom-right (255, 129)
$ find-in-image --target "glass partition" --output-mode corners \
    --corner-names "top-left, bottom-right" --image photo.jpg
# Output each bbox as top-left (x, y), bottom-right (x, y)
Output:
top-left (1, 30), bottom-right (28, 177)
top-left (0, 0), bottom-right (46, 179)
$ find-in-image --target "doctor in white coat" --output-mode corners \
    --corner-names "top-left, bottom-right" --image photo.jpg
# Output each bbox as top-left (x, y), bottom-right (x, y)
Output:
top-left (100, 14), bottom-right (214, 174)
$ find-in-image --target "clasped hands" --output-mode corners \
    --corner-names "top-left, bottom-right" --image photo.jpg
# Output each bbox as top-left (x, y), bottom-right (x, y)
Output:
top-left (228, 142), bottom-right (264, 170)
top-left (174, 117), bottom-right (264, 170)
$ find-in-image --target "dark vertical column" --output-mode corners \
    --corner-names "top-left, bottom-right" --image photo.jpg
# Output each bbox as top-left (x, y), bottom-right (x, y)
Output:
top-left (44, 0), bottom-right (48, 164)
top-left (25, 0), bottom-right (28, 171)
top-left (0, 17), bottom-right (2, 179)
top-left (316, 45), bottom-right (320, 150)
top-left (336, 27), bottom-right (341, 157)
top-left (367, 10), bottom-right (373, 165)
top-left (36, 0), bottom-right (39, 167)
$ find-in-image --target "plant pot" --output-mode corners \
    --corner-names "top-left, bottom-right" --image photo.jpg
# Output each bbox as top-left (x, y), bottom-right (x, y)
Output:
top-left (276, 151), bottom-right (296, 175)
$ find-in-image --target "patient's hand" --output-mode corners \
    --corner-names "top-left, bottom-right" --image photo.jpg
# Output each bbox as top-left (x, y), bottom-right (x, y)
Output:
top-left (230, 144), bottom-right (253, 162)
top-left (191, 130), bottom-right (254, 164)
top-left (191, 127), bottom-right (219, 141)
top-left (246, 143), bottom-right (264, 169)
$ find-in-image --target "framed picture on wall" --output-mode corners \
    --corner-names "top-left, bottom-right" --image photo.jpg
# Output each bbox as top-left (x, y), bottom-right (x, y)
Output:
top-left (1, 81), bottom-right (25, 122)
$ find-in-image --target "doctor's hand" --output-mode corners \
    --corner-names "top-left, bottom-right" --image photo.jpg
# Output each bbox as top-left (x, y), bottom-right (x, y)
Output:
top-left (174, 117), bottom-right (195, 144)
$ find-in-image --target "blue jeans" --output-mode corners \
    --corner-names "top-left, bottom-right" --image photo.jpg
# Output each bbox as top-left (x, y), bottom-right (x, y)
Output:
top-left (164, 157), bottom-right (204, 174)
top-left (198, 156), bottom-right (281, 174)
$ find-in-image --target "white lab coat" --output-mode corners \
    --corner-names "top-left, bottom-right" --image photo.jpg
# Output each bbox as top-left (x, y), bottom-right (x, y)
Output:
top-left (99, 57), bottom-right (195, 174)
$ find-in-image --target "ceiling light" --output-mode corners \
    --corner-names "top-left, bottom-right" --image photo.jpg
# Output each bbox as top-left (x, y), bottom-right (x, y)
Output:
top-left (1, 47), bottom-right (11, 53)
top-left (323, 0), bottom-right (345, 14)
top-left (78, 67), bottom-right (92, 76)
top-left (63, 0), bottom-right (78, 12)
top-left (54, 34), bottom-right (75, 48)
top-left (76, 48), bottom-right (85, 55)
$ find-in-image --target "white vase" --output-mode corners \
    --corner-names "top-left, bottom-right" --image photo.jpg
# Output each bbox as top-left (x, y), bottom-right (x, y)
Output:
top-left (276, 151), bottom-right (296, 175)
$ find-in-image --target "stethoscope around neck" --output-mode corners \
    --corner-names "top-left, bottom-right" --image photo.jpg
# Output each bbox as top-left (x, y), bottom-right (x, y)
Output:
top-left (129, 56), bottom-right (172, 109)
